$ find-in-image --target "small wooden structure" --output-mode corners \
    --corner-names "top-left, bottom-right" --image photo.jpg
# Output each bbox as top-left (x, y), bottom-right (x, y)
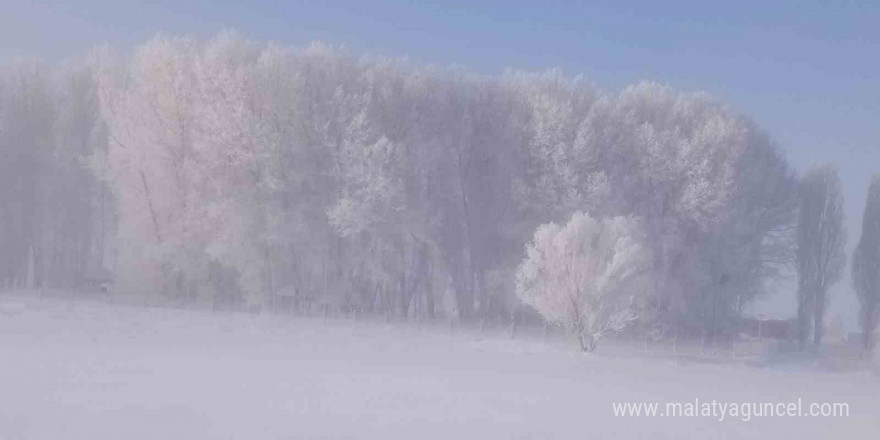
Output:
top-left (271, 284), bottom-right (299, 312)
top-left (81, 266), bottom-right (115, 294)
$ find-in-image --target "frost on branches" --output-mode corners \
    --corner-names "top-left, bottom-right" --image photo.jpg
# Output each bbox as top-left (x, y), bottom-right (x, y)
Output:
top-left (516, 212), bottom-right (650, 351)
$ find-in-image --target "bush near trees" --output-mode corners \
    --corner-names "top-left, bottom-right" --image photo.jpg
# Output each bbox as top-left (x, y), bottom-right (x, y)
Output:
top-left (515, 212), bottom-right (650, 351)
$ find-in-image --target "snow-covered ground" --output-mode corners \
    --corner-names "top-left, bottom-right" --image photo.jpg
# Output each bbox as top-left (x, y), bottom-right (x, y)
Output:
top-left (1, 293), bottom-right (878, 439)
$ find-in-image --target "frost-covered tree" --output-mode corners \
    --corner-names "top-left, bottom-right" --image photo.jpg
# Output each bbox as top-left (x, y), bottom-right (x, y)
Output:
top-left (190, 32), bottom-right (279, 306)
top-left (504, 70), bottom-right (601, 223)
top-left (796, 164), bottom-right (847, 350)
top-left (442, 78), bottom-right (522, 320)
top-left (97, 33), bottom-right (280, 305)
top-left (509, 79), bottom-right (796, 339)
top-left (74, 31), bottom-right (799, 326)
top-left (96, 36), bottom-right (195, 297)
top-left (853, 175), bottom-right (880, 354)
top-left (516, 211), bottom-right (650, 351)
top-left (45, 60), bottom-right (110, 289)
top-left (0, 60), bottom-right (56, 289)
top-left (0, 58), bottom-right (109, 292)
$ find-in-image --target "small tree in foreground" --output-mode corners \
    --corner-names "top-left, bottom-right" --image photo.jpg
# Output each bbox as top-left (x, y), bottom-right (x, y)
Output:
top-left (516, 211), bottom-right (650, 352)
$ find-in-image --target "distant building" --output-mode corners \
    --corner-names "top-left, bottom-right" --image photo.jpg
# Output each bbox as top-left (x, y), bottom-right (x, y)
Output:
top-left (739, 318), bottom-right (795, 340)
top-left (81, 266), bottom-right (114, 293)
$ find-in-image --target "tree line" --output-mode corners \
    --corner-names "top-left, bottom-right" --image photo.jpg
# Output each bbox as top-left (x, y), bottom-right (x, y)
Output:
top-left (1, 32), bottom-right (877, 353)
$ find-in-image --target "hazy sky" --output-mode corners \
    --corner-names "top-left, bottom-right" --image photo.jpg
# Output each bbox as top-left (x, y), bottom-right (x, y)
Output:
top-left (2, 0), bottom-right (878, 324)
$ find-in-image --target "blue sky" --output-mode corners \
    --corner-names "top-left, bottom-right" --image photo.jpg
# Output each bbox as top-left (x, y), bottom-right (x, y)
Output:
top-left (2, 0), bottom-right (878, 323)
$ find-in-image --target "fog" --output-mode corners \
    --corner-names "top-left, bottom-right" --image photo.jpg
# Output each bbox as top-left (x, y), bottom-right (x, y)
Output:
top-left (2, 294), bottom-right (878, 439)
top-left (1, 3), bottom-right (879, 439)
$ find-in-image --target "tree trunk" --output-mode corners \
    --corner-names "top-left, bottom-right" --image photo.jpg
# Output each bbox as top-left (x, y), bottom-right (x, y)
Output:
top-left (452, 261), bottom-right (474, 321)
top-left (508, 311), bottom-right (517, 340)
top-left (579, 332), bottom-right (597, 352)
top-left (398, 251), bottom-right (408, 318)
top-left (139, 169), bottom-right (162, 243)
top-left (797, 289), bottom-right (812, 351)
top-left (813, 293), bottom-right (825, 350)
top-left (425, 256), bottom-right (435, 319)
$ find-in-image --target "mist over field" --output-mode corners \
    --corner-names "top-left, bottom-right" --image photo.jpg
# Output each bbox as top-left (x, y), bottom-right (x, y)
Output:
top-left (1, 1), bottom-right (879, 439)
top-left (2, 294), bottom-right (878, 439)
